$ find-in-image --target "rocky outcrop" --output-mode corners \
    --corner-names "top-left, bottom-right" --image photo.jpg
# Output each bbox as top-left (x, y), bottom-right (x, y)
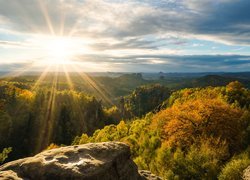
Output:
top-left (0, 142), bottom-right (161, 180)
top-left (243, 166), bottom-right (250, 180)
top-left (0, 170), bottom-right (21, 180)
top-left (139, 170), bottom-right (162, 180)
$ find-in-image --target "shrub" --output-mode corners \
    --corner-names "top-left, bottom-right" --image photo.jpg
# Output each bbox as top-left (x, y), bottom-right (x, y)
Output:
top-left (0, 147), bottom-right (12, 164)
top-left (218, 153), bottom-right (250, 180)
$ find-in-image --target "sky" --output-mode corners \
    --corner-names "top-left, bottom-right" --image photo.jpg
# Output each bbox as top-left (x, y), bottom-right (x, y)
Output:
top-left (0, 0), bottom-right (250, 72)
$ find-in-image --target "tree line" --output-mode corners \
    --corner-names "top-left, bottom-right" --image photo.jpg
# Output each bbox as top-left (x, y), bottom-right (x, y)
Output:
top-left (0, 81), bottom-right (170, 161)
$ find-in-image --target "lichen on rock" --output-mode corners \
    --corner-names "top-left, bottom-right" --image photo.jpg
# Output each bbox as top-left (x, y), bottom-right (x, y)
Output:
top-left (0, 142), bottom-right (160, 180)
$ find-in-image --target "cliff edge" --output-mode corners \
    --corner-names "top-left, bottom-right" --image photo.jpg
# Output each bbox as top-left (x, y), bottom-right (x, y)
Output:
top-left (0, 142), bottom-right (161, 180)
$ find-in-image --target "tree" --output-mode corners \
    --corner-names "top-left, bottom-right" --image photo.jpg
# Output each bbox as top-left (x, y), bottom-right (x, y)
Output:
top-left (57, 104), bottom-right (73, 144)
top-left (153, 98), bottom-right (244, 153)
top-left (120, 84), bottom-right (170, 118)
top-left (226, 81), bottom-right (250, 108)
top-left (0, 111), bottom-right (12, 146)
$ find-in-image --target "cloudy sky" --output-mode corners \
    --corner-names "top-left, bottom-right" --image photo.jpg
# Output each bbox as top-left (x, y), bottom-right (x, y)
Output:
top-left (0, 0), bottom-right (250, 72)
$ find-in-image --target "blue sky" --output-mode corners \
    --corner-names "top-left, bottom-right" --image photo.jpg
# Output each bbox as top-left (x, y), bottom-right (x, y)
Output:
top-left (0, 0), bottom-right (250, 72)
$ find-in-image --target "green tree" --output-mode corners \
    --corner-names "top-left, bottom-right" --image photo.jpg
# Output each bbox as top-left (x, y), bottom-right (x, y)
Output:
top-left (219, 151), bottom-right (250, 180)
top-left (0, 111), bottom-right (12, 146)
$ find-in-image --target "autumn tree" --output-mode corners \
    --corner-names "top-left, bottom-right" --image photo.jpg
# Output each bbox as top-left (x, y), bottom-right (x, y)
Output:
top-left (225, 81), bottom-right (250, 108)
top-left (153, 98), bottom-right (244, 153)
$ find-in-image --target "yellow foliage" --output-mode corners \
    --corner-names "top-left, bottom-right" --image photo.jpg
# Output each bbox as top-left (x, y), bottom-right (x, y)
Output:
top-left (46, 143), bottom-right (60, 150)
top-left (226, 81), bottom-right (244, 93)
top-left (78, 134), bottom-right (89, 144)
top-left (18, 90), bottom-right (34, 101)
top-left (153, 98), bottom-right (244, 152)
top-left (117, 120), bottom-right (128, 136)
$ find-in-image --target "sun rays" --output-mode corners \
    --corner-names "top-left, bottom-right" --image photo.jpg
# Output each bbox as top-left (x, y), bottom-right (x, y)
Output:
top-left (0, 0), bottom-right (116, 152)
top-left (38, 0), bottom-right (55, 35)
top-left (71, 64), bottom-right (114, 105)
top-left (38, 68), bottom-right (58, 152)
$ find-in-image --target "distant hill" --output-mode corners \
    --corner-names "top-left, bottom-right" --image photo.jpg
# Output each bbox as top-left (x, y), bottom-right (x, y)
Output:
top-left (190, 75), bottom-right (250, 88)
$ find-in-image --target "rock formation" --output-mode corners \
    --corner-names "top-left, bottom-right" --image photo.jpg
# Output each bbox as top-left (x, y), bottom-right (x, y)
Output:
top-left (243, 166), bottom-right (250, 180)
top-left (0, 142), bottom-right (161, 180)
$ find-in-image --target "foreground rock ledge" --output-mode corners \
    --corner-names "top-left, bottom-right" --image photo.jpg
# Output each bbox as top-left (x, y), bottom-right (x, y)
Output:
top-left (0, 142), bottom-right (161, 180)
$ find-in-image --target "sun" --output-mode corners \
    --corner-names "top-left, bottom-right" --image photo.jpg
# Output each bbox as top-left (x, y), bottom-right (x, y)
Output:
top-left (45, 37), bottom-right (76, 64)
top-left (32, 35), bottom-right (90, 66)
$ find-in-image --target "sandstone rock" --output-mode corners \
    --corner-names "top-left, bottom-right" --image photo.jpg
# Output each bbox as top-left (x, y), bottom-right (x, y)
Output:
top-left (243, 166), bottom-right (250, 180)
top-left (0, 142), bottom-right (160, 180)
top-left (0, 170), bottom-right (22, 180)
top-left (139, 170), bottom-right (162, 180)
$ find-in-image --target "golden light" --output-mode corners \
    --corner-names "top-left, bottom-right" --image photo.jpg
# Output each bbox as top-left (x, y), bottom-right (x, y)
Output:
top-left (31, 36), bottom-right (89, 66)
top-left (45, 37), bottom-right (76, 64)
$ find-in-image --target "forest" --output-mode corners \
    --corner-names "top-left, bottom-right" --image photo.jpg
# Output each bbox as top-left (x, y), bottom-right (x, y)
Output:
top-left (1, 73), bottom-right (250, 179)
top-left (74, 81), bottom-right (250, 179)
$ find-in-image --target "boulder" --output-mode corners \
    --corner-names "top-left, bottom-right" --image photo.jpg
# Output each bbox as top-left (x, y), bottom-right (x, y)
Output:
top-left (243, 166), bottom-right (250, 180)
top-left (0, 142), bottom-right (160, 180)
